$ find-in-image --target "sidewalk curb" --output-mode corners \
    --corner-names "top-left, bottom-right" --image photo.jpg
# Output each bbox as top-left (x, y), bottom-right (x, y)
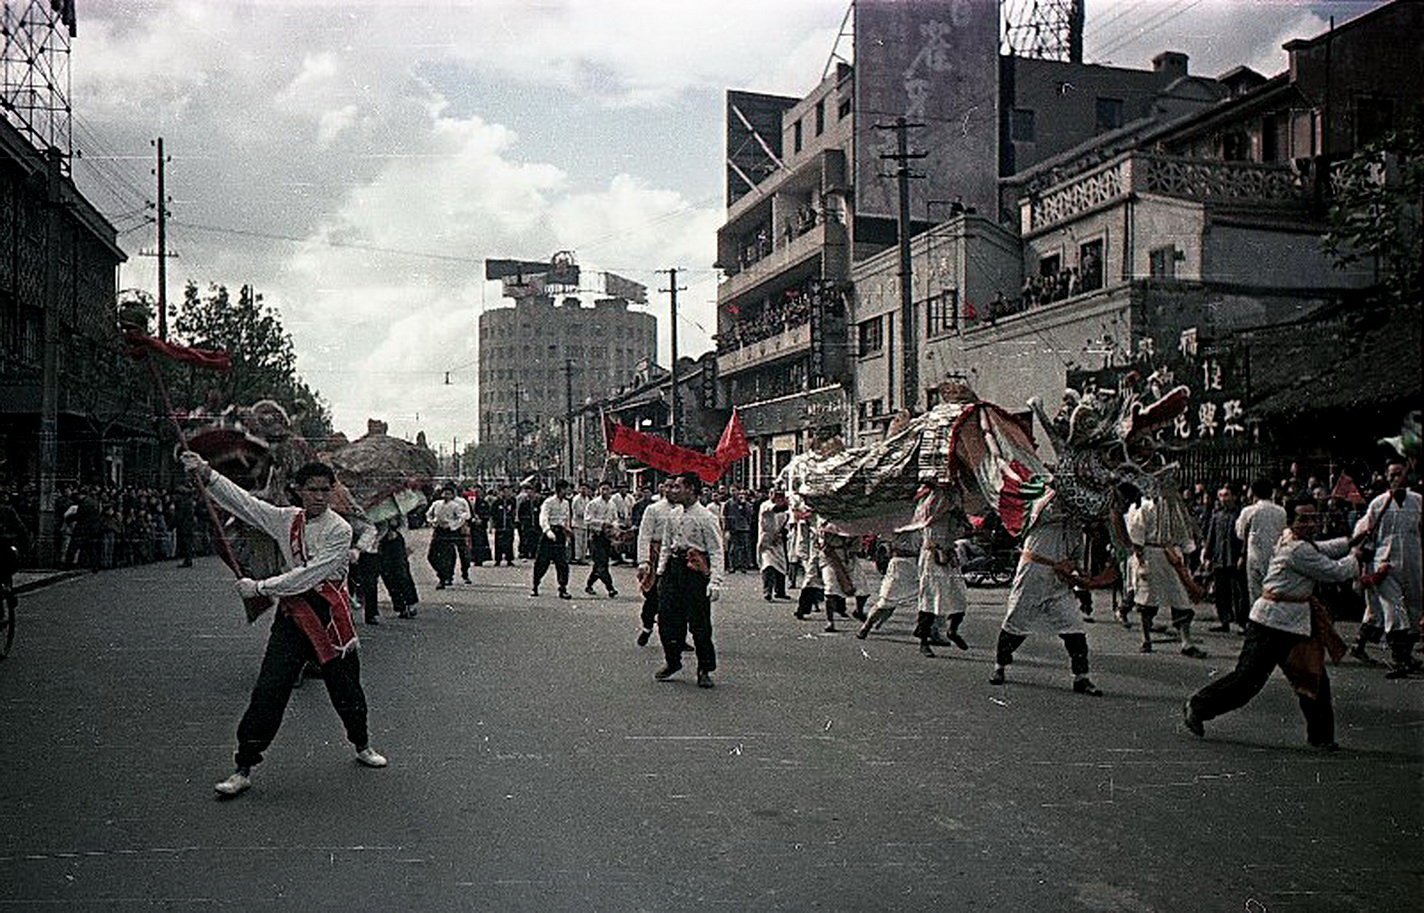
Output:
top-left (13, 569), bottom-right (87, 595)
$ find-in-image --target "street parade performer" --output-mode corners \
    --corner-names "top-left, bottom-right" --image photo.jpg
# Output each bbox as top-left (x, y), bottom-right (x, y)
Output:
top-left (180, 450), bottom-right (388, 798)
top-left (1184, 497), bottom-right (1358, 749)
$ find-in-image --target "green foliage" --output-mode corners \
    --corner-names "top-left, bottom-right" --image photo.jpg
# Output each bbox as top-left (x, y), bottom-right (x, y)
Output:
top-left (1322, 121), bottom-right (1424, 303)
top-left (168, 282), bottom-right (333, 439)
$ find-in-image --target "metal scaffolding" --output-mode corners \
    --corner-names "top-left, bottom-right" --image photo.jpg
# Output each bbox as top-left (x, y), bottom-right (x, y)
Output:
top-left (1, 0), bottom-right (75, 167)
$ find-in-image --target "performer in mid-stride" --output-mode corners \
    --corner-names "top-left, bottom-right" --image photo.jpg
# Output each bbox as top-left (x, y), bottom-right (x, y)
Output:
top-left (180, 451), bottom-right (388, 799)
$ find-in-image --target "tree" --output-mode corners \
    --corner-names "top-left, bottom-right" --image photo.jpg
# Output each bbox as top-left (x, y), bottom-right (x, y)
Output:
top-left (168, 282), bottom-right (333, 440)
top-left (1322, 121), bottom-right (1424, 303)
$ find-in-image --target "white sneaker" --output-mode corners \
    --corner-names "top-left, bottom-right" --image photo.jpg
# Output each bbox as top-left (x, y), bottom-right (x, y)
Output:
top-left (214, 771), bottom-right (251, 797)
top-left (355, 747), bottom-right (388, 768)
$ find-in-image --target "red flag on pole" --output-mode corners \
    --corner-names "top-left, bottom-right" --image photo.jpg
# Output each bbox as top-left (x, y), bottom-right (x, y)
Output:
top-left (715, 408), bottom-right (749, 465)
top-left (124, 329), bottom-right (231, 372)
top-left (1330, 472), bottom-right (1365, 506)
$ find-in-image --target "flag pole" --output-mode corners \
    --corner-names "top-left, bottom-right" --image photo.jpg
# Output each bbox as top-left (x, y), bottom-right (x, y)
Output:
top-left (141, 356), bottom-right (272, 621)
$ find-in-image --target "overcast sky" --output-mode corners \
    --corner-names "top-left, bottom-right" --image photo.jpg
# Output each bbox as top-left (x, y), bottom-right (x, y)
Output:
top-left (71, 0), bottom-right (1384, 450)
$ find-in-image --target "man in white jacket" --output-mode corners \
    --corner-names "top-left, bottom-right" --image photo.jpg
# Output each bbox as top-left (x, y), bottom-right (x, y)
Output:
top-left (180, 451), bottom-right (387, 799)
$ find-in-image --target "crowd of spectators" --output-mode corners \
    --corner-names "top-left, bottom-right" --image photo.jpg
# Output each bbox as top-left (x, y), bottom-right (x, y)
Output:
top-left (0, 481), bottom-right (206, 571)
top-left (719, 291), bottom-right (816, 353)
top-left (971, 250), bottom-right (1104, 326)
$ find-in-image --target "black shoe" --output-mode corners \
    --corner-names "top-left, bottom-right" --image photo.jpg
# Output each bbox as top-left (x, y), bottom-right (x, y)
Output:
top-left (585, 585), bottom-right (595, 595)
top-left (794, 612), bottom-right (808, 620)
top-left (919, 642), bottom-right (935, 657)
top-left (763, 594), bottom-right (773, 602)
top-left (1310, 740), bottom-right (1340, 752)
top-left (529, 589), bottom-right (538, 598)
top-left (947, 633), bottom-right (968, 651)
top-left (636, 628), bottom-right (652, 647)
top-left (407, 606), bottom-right (417, 617)
top-left (462, 576), bottom-right (471, 584)
top-left (366, 616), bottom-right (380, 626)
top-left (1183, 700), bottom-right (1204, 737)
top-left (1384, 665), bottom-right (1412, 679)
top-left (851, 608), bottom-right (867, 622)
top-left (178, 560), bottom-right (192, 568)
top-left (1073, 678), bottom-right (1103, 697)
top-left (558, 590), bottom-right (572, 600)
top-left (696, 670), bottom-right (714, 689)
top-left (825, 624), bottom-right (838, 633)
top-left (989, 667), bottom-right (1005, 685)
top-left (608, 589), bottom-right (618, 598)
top-left (654, 663), bottom-right (682, 681)
top-left (855, 625), bottom-right (871, 640)
top-left (926, 634), bottom-right (953, 647)
top-left (1348, 643), bottom-right (1381, 665)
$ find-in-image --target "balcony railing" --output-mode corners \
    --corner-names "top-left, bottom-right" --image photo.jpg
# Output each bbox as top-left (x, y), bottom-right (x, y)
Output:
top-left (718, 219), bottom-right (838, 306)
top-left (716, 321), bottom-right (811, 375)
top-left (1023, 152), bottom-right (1308, 234)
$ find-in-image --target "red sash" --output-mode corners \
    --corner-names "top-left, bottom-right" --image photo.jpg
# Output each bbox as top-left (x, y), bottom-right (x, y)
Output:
top-left (281, 513), bottom-right (358, 664)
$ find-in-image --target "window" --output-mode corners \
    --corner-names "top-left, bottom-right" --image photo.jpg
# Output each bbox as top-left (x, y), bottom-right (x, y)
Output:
top-left (1011, 108), bottom-right (1035, 142)
top-left (926, 290), bottom-right (958, 336)
top-left (1095, 97), bottom-right (1124, 133)
top-left (793, 119), bottom-right (803, 153)
top-left (1039, 254), bottom-right (1061, 277)
top-left (1149, 246), bottom-right (1178, 279)
top-left (1355, 95), bottom-right (1395, 148)
top-left (1078, 239), bottom-right (1104, 293)
top-left (857, 316), bottom-right (884, 356)
top-left (838, 96), bottom-right (851, 120)
top-left (815, 99), bottom-right (825, 136)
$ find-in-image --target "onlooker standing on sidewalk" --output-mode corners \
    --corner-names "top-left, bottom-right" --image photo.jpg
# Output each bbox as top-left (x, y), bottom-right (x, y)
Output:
top-left (174, 490), bottom-right (197, 569)
top-left (1202, 485), bottom-right (1245, 632)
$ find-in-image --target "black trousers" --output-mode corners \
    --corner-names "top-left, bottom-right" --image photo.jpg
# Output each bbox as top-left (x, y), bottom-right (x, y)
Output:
top-left (587, 531), bottom-right (615, 593)
top-left (353, 552), bottom-right (381, 619)
top-left (532, 530), bottom-right (569, 592)
top-left (1189, 621), bottom-right (1334, 746)
top-left (469, 524), bottom-right (490, 564)
top-left (762, 567), bottom-right (787, 599)
top-left (377, 535), bottom-right (419, 612)
top-left (1213, 567), bottom-right (1247, 626)
top-left (234, 610), bottom-right (369, 769)
top-left (729, 530), bottom-right (753, 570)
top-left (494, 529), bottom-right (515, 566)
top-left (659, 555), bottom-right (715, 672)
top-left (640, 578), bottom-right (660, 631)
top-left (518, 524), bottom-right (538, 559)
top-left (428, 528), bottom-right (464, 583)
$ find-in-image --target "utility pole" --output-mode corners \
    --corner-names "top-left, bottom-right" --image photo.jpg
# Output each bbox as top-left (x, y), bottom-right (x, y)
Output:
top-left (511, 381), bottom-right (522, 477)
top-left (563, 358), bottom-right (576, 480)
top-left (659, 268), bottom-right (687, 444)
top-left (875, 117), bottom-right (926, 412)
top-left (154, 138), bottom-right (169, 340)
top-left (37, 146), bottom-right (63, 564)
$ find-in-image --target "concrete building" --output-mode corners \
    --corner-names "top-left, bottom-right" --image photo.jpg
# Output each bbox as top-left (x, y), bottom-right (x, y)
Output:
top-left (478, 293), bottom-right (656, 475)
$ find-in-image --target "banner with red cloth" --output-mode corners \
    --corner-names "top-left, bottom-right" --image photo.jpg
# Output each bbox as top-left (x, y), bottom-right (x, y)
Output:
top-left (1330, 472), bottom-right (1365, 506)
top-left (604, 415), bottom-right (727, 483)
top-left (124, 329), bottom-right (232, 372)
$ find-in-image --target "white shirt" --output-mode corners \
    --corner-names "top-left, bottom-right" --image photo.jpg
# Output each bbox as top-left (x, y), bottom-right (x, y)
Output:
top-left (612, 494), bottom-right (632, 525)
top-left (426, 497), bottom-right (470, 531)
top-left (1248, 533), bottom-right (1357, 635)
top-left (538, 494), bottom-right (571, 534)
top-left (637, 498), bottom-right (674, 566)
top-left (207, 473), bottom-right (351, 596)
top-left (584, 495), bottom-right (619, 530)
top-left (570, 494), bottom-right (588, 529)
top-left (658, 500), bottom-right (724, 587)
top-left (1236, 500), bottom-right (1287, 570)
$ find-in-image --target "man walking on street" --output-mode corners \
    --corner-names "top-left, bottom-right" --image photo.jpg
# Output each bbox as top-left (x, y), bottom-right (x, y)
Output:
top-left (425, 485), bottom-right (470, 589)
top-left (635, 480), bottom-right (674, 646)
top-left (180, 451), bottom-right (387, 799)
top-left (583, 481), bottom-right (619, 598)
top-left (531, 479), bottom-right (573, 600)
top-left (654, 472), bottom-right (724, 688)
top-left (1351, 460), bottom-right (1422, 675)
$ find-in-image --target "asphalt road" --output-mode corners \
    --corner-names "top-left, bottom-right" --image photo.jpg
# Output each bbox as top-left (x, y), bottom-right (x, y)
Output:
top-left (2, 532), bottom-right (1420, 912)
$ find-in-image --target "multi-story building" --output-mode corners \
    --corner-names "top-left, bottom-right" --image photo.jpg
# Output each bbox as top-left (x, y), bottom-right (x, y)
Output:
top-left (478, 254), bottom-right (657, 475)
top-left (0, 116), bottom-right (137, 489)
top-left (850, 0), bottom-right (1421, 477)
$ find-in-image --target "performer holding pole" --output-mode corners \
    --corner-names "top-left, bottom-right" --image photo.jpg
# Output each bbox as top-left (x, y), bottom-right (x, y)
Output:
top-left (181, 451), bottom-right (388, 798)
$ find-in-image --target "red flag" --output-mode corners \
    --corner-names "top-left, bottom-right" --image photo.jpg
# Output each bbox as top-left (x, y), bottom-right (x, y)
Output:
top-left (715, 408), bottom-right (749, 466)
top-left (124, 329), bottom-right (231, 371)
top-left (1330, 473), bottom-right (1365, 506)
top-left (963, 300), bottom-right (978, 320)
top-left (604, 415), bottom-right (726, 484)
